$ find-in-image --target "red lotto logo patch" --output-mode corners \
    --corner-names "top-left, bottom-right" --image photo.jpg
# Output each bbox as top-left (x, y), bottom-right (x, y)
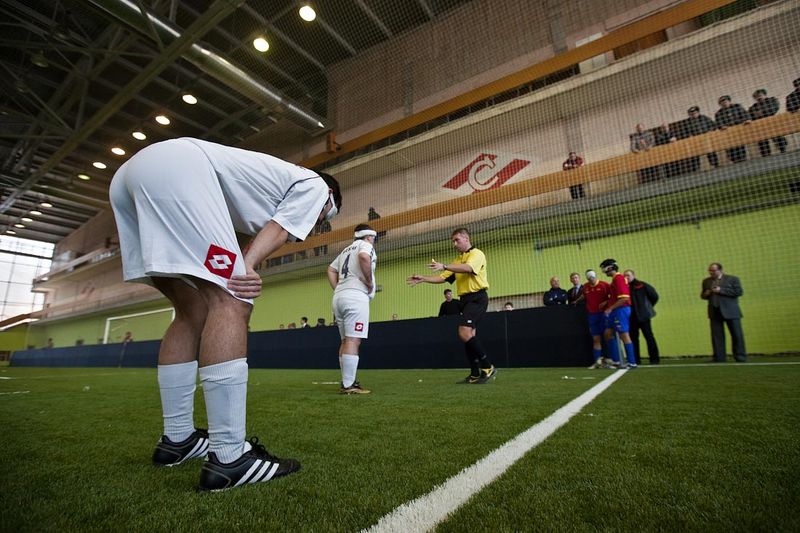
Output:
top-left (354, 322), bottom-right (364, 332)
top-left (204, 244), bottom-right (237, 279)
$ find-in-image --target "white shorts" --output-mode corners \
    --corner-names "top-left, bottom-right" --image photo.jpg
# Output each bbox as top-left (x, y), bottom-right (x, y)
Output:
top-left (109, 139), bottom-right (250, 303)
top-left (332, 290), bottom-right (370, 339)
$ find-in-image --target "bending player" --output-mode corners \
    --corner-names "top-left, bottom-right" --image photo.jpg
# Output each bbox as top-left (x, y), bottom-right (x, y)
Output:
top-left (327, 224), bottom-right (378, 394)
top-left (110, 137), bottom-right (341, 491)
top-left (407, 228), bottom-right (496, 384)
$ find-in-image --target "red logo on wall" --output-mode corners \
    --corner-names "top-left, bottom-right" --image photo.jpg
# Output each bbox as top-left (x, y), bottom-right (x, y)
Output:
top-left (204, 244), bottom-right (237, 279)
top-left (355, 322), bottom-right (364, 332)
top-left (443, 153), bottom-right (530, 193)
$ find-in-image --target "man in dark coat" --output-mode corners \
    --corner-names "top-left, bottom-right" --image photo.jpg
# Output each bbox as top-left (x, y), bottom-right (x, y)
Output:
top-left (684, 106), bottom-right (719, 171)
top-left (623, 270), bottom-right (660, 365)
top-left (701, 263), bottom-right (746, 363)
top-left (749, 88), bottom-right (787, 157)
top-left (715, 95), bottom-right (751, 163)
top-left (786, 78), bottom-right (800, 113)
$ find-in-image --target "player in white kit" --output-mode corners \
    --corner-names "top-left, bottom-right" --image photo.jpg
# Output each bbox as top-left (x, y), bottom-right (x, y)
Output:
top-left (327, 224), bottom-right (377, 394)
top-left (109, 137), bottom-right (342, 491)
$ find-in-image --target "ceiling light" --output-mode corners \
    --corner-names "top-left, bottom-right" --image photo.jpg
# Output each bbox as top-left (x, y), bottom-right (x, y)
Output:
top-left (299, 5), bottom-right (316, 22)
top-left (182, 93), bottom-right (198, 105)
top-left (21, 217), bottom-right (33, 222)
top-left (92, 162), bottom-right (106, 169)
top-left (111, 147), bottom-right (126, 155)
top-left (6, 230), bottom-right (16, 235)
top-left (253, 37), bottom-right (269, 53)
top-left (132, 131), bottom-right (147, 140)
top-left (78, 173), bottom-right (91, 180)
top-left (155, 115), bottom-right (171, 125)
top-left (14, 223), bottom-right (25, 228)
top-left (30, 210), bottom-right (42, 216)
top-left (31, 50), bottom-right (49, 68)
top-left (40, 202), bottom-right (53, 208)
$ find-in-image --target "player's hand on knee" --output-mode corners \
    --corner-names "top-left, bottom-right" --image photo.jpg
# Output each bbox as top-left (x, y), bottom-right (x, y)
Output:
top-left (228, 269), bottom-right (263, 298)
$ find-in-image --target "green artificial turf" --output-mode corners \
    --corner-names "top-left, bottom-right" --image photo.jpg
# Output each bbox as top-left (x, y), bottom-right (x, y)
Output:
top-left (1, 361), bottom-right (798, 532)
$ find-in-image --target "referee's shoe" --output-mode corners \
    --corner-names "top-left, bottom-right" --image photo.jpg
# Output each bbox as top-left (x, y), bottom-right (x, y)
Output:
top-left (152, 428), bottom-right (209, 467)
top-left (198, 437), bottom-right (300, 492)
top-left (476, 365), bottom-right (496, 384)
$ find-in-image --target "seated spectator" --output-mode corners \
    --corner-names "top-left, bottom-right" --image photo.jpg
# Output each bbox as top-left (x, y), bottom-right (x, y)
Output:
top-left (279, 324), bottom-right (285, 330)
top-left (567, 272), bottom-right (584, 305)
top-left (749, 88), bottom-right (787, 157)
top-left (543, 277), bottom-right (568, 306)
top-left (45, 338), bottom-right (54, 349)
top-left (315, 317), bottom-right (326, 327)
top-left (654, 123), bottom-right (679, 178)
top-left (630, 123), bottom-right (658, 182)
top-left (287, 322), bottom-right (296, 329)
top-left (300, 317), bottom-right (309, 328)
top-left (787, 78), bottom-right (800, 113)
top-left (438, 288), bottom-right (461, 316)
top-left (684, 106), bottom-right (719, 171)
top-left (368, 207), bottom-right (387, 237)
top-left (562, 152), bottom-right (585, 199)
top-left (313, 219), bottom-right (331, 256)
top-left (391, 313), bottom-right (399, 321)
top-left (715, 95), bottom-right (750, 163)
top-left (503, 302), bottom-right (514, 311)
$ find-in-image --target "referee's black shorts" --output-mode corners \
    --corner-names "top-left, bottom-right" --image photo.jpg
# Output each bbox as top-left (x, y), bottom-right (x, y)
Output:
top-left (458, 289), bottom-right (488, 328)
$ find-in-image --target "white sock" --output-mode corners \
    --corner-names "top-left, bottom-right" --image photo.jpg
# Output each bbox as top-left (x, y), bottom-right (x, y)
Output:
top-left (199, 358), bottom-right (248, 464)
top-left (341, 354), bottom-right (359, 388)
top-left (157, 361), bottom-right (198, 442)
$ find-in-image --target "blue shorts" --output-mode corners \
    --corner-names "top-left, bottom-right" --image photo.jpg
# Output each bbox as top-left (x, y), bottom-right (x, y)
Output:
top-left (605, 306), bottom-right (631, 333)
top-left (587, 312), bottom-right (605, 337)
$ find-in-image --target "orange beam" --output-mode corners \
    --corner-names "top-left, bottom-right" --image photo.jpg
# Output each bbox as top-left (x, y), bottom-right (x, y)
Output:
top-left (301, 0), bottom-right (738, 169)
top-left (273, 112), bottom-right (800, 258)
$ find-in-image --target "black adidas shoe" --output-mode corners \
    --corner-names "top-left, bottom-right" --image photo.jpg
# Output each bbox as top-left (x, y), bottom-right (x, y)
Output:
top-left (198, 437), bottom-right (301, 492)
top-left (152, 428), bottom-right (209, 467)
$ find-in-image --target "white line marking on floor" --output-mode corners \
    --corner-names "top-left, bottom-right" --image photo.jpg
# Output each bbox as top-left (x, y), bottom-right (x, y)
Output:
top-left (0, 390), bottom-right (30, 395)
top-left (0, 376), bottom-right (16, 379)
top-left (362, 369), bottom-right (629, 533)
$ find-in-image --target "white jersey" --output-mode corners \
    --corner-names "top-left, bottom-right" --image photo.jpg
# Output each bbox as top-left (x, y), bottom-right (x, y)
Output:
top-left (182, 137), bottom-right (327, 240)
top-left (110, 138), bottom-right (329, 304)
top-left (329, 239), bottom-right (377, 299)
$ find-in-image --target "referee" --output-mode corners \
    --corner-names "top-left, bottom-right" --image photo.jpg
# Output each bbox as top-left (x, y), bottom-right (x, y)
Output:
top-left (407, 228), bottom-right (497, 384)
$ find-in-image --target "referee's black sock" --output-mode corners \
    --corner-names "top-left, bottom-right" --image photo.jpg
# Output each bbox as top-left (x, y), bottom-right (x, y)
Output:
top-left (464, 339), bottom-right (480, 377)
top-left (465, 337), bottom-right (490, 376)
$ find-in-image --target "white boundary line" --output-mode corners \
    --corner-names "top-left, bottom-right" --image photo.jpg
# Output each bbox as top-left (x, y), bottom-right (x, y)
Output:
top-left (363, 369), bottom-right (629, 533)
top-left (0, 390), bottom-right (30, 395)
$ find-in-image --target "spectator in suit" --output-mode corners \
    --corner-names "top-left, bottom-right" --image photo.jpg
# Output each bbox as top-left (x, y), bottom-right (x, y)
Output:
top-left (300, 317), bottom-right (309, 328)
top-left (715, 95), bottom-right (751, 163)
top-left (562, 152), bottom-right (585, 200)
top-left (787, 78), bottom-right (800, 113)
top-left (543, 277), bottom-right (568, 307)
top-left (567, 272), bottom-right (584, 305)
top-left (701, 263), bottom-right (746, 363)
top-left (623, 270), bottom-right (660, 365)
top-left (654, 123), bottom-right (679, 178)
top-left (684, 106), bottom-right (719, 171)
top-left (630, 123), bottom-right (658, 182)
top-left (749, 88), bottom-right (787, 157)
top-left (438, 288), bottom-right (461, 316)
top-left (315, 317), bottom-right (326, 327)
